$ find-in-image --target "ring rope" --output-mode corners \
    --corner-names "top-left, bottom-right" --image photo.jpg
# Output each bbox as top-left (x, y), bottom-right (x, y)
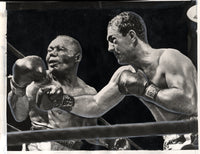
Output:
top-left (98, 117), bottom-right (143, 150)
top-left (7, 119), bottom-right (197, 146)
top-left (7, 123), bottom-right (21, 132)
top-left (7, 42), bottom-right (25, 58)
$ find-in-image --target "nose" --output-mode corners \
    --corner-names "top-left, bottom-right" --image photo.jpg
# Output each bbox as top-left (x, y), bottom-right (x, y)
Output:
top-left (108, 42), bottom-right (115, 52)
top-left (49, 49), bottom-right (58, 57)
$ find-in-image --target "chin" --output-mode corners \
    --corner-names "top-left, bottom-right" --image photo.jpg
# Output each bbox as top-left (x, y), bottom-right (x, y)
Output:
top-left (51, 69), bottom-right (64, 78)
top-left (117, 59), bottom-right (127, 65)
top-left (49, 67), bottom-right (59, 74)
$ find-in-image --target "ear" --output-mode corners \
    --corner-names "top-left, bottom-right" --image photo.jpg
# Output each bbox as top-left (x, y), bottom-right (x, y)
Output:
top-left (128, 30), bottom-right (137, 41)
top-left (75, 53), bottom-right (82, 63)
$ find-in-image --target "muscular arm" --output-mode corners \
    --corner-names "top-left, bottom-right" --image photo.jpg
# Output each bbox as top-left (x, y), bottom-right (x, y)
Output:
top-left (8, 91), bottom-right (29, 122)
top-left (72, 83), bottom-right (125, 118)
top-left (8, 56), bottom-right (47, 122)
top-left (152, 50), bottom-right (197, 115)
top-left (70, 65), bottom-right (135, 118)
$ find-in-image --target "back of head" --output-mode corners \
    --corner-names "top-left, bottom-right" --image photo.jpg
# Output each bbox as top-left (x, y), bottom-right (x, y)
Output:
top-left (108, 11), bottom-right (148, 43)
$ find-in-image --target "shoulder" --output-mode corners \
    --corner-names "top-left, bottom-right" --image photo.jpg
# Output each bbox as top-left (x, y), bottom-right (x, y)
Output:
top-left (160, 48), bottom-right (183, 63)
top-left (77, 78), bottom-right (97, 95)
top-left (159, 48), bottom-right (194, 71)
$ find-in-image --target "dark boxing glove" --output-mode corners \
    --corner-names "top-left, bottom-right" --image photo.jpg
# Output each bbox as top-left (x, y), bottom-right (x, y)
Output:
top-left (118, 69), bottom-right (160, 100)
top-left (10, 55), bottom-right (47, 96)
top-left (36, 86), bottom-right (75, 111)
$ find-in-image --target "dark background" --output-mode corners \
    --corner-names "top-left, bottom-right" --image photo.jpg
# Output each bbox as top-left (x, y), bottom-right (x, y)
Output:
top-left (6, 1), bottom-right (197, 151)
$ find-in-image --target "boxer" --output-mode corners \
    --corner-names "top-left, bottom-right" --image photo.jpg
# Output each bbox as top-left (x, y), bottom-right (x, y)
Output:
top-left (64, 12), bottom-right (197, 150)
top-left (8, 35), bottom-right (130, 150)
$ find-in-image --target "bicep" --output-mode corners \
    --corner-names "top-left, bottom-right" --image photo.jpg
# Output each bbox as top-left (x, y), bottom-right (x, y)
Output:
top-left (164, 63), bottom-right (196, 96)
top-left (160, 50), bottom-right (196, 93)
top-left (159, 61), bottom-right (197, 113)
top-left (165, 72), bottom-right (185, 90)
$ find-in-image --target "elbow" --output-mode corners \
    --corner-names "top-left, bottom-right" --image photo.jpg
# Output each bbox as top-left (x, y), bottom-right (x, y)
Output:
top-left (186, 96), bottom-right (197, 115)
top-left (84, 104), bottom-right (105, 118)
top-left (181, 93), bottom-right (197, 115)
top-left (9, 106), bottom-right (27, 122)
top-left (73, 94), bottom-right (113, 118)
top-left (9, 105), bottom-right (27, 122)
top-left (14, 115), bottom-right (27, 122)
top-left (83, 100), bottom-right (106, 118)
top-left (90, 96), bottom-right (112, 118)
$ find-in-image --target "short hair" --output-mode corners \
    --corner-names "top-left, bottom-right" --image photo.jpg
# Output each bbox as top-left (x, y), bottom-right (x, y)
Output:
top-left (108, 11), bottom-right (148, 43)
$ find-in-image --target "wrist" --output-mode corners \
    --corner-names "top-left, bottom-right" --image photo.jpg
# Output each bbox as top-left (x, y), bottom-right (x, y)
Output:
top-left (10, 77), bottom-right (26, 97)
top-left (59, 94), bottom-right (75, 111)
top-left (144, 83), bottom-right (160, 100)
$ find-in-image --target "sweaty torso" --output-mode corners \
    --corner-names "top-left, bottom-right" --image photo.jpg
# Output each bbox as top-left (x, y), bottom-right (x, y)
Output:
top-left (26, 74), bottom-right (97, 129)
top-left (139, 49), bottom-right (197, 121)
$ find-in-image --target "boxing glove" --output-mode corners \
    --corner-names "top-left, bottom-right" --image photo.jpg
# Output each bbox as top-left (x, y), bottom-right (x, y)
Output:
top-left (36, 85), bottom-right (75, 111)
top-left (11, 55), bottom-right (47, 96)
top-left (118, 69), bottom-right (160, 100)
top-left (118, 69), bottom-right (148, 95)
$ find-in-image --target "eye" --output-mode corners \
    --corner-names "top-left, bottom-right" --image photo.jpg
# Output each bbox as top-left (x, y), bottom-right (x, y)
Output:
top-left (47, 47), bottom-right (53, 52)
top-left (57, 46), bottom-right (65, 51)
top-left (108, 36), bottom-right (117, 44)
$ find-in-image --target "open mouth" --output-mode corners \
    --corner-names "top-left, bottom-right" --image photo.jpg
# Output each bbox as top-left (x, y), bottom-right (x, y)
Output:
top-left (48, 60), bottom-right (59, 67)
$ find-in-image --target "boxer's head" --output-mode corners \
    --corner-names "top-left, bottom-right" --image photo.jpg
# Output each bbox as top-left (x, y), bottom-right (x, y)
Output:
top-left (108, 11), bottom-right (147, 43)
top-left (46, 35), bottom-right (82, 76)
top-left (107, 11), bottom-right (148, 64)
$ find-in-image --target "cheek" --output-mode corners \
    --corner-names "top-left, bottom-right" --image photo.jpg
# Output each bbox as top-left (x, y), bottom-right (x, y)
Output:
top-left (116, 44), bottom-right (126, 53)
top-left (59, 53), bottom-right (75, 65)
top-left (46, 53), bottom-right (50, 62)
top-left (116, 39), bottom-right (127, 49)
top-left (120, 41), bottom-right (131, 52)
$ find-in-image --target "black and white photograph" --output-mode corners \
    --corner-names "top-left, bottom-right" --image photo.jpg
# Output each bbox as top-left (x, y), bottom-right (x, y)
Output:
top-left (0, 0), bottom-right (199, 153)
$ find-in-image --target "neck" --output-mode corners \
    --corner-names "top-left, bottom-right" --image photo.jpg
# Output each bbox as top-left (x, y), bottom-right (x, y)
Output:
top-left (129, 40), bottom-right (156, 70)
top-left (51, 67), bottom-right (79, 87)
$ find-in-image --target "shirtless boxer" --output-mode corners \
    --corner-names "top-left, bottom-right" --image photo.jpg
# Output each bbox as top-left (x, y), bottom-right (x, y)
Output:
top-left (8, 35), bottom-right (130, 150)
top-left (66, 12), bottom-right (197, 150)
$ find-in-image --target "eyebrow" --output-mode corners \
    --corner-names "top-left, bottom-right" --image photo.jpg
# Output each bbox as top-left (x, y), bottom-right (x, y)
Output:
top-left (47, 46), bottom-right (53, 50)
top-left (48, 45), bottom-right (66, 49)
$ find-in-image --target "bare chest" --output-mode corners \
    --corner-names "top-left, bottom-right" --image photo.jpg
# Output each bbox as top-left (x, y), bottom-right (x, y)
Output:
top-left (48, 109), bottom-right (97, 128)
top-left (61, 85), bottom-right (86, 96)
top-left (47, 79), bottom-right (88, 97)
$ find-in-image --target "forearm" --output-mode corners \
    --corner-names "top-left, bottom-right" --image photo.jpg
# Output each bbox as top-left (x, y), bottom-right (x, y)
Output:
top-left (71, 83), bottom-right (125, 118)
top-left (70, 95), bottom-right (99, 118)
top-left (8, 91), bottom-right (29, 122)
top-left (153, 88), bottom-right (196, 115)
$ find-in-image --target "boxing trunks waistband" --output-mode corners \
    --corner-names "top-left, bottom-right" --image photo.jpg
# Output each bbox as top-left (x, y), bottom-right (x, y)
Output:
top-left (163, 116), bottom-right (198, 150)
top-left (26, 140), bottom-right (83, 151)
top-left (29, 122), bottom-right (83, 150)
